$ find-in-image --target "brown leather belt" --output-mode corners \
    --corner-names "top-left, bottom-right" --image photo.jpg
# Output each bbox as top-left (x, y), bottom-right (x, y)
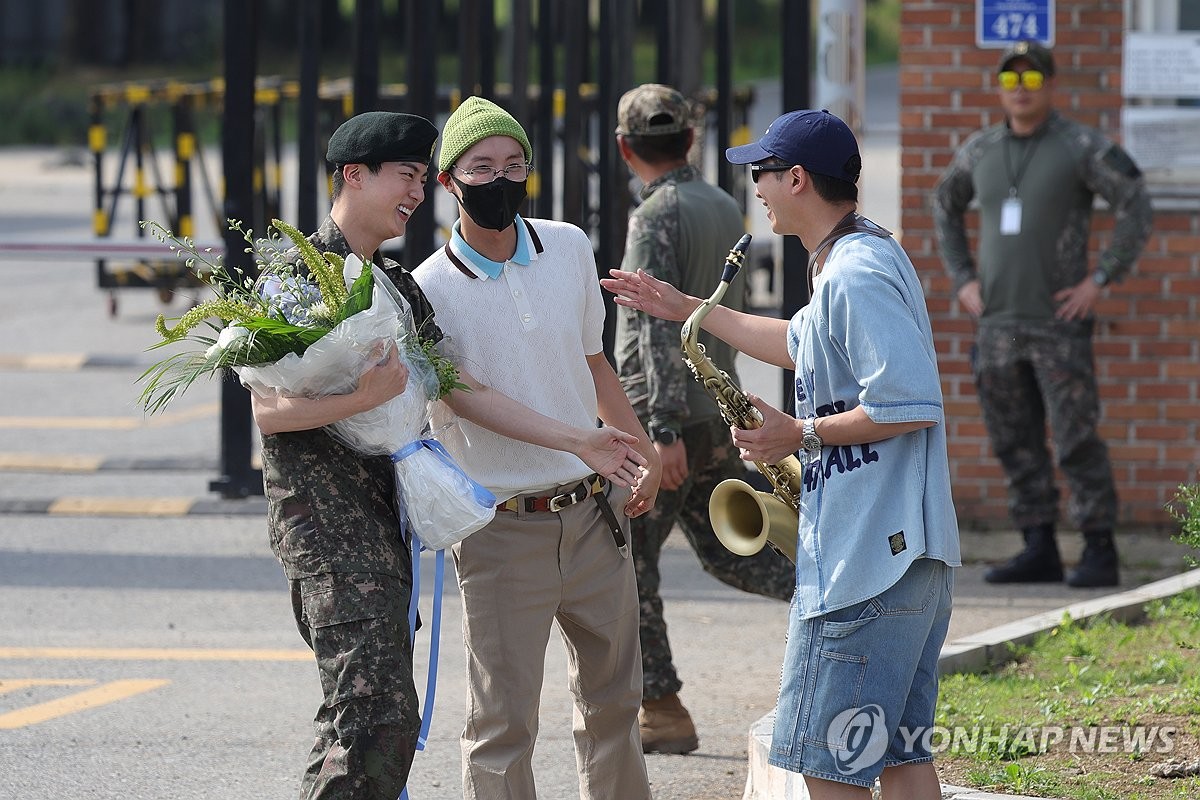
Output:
top-left (498, 474), bottom-right (606, 513)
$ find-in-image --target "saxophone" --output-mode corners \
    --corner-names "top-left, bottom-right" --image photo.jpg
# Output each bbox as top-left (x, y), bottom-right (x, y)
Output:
top-left (680, 234), bottom-right (805, 563)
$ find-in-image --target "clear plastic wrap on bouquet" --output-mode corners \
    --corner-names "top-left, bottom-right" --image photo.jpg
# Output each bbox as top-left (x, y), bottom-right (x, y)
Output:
top-left (237, 255), bottom-right (495, 549)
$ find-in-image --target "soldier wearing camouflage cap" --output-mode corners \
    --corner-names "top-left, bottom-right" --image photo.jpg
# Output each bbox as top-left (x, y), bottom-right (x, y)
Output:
top-left (615, 82), bottom-right (694, 136)
top-left (611, 83), bottom-right (796, 756)
top-left (934, 41), bottom-right (1154, 588)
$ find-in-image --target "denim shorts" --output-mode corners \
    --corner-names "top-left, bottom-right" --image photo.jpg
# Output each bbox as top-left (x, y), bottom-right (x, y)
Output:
top-left (769, 557), bottom-right (954, 788)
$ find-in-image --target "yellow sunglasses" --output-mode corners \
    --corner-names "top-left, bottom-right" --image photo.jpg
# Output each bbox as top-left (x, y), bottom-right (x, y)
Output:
top-left (998, 70), bottom-right (1045, 91)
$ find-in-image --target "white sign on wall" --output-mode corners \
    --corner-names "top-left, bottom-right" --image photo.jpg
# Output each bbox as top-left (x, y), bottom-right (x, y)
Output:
top-left (1122, 106), bottom-right (1200, 173)
top-left (1123, 32), bottom-right (1200, 98)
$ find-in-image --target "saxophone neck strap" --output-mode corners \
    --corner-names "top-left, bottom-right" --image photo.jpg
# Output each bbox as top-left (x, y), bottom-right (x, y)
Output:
top-left (806, 212), bottom-right (893, 286)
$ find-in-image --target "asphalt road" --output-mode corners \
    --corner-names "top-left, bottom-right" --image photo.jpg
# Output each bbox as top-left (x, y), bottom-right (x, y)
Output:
top-left (0, 143), bottom-right (793, 800)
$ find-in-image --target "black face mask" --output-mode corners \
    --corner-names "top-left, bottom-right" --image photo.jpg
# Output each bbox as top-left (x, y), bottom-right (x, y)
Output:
top-left (453, 176), bottom-right (528, 231)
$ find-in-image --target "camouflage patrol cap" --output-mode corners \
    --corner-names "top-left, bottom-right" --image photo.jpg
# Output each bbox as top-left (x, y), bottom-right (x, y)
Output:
top-left (615, 84), bottom-right (693, 136)
top-left (326, 111), bottom-right (439, 165)
top-left (998, 40), bottom-right (1056, 77)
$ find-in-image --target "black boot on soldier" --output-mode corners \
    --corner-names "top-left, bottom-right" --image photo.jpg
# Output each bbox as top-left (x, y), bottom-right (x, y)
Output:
top-left (984, 523), bottom-right (1063, 583)
top-left (1067, 530), bottom-right (1120, 588)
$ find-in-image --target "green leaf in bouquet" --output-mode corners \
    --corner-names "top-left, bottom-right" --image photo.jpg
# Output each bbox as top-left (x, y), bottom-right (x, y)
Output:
top-left (237, 317), bottom-right (332, 359)
top-left (408, 334), bottom-right (471, 400)
top-left (339, 259), bottom-right (376, 322)
top-left (138, 319), bottom-right (332, 415)
top-left (138, 336), bottom-right (229, 416)
top-left (139, 354), bottom-right (207, 415)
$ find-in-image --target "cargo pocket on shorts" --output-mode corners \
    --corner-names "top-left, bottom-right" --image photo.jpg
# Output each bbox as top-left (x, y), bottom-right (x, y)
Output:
top-left (300, 572), bottom-right (409, 706)
top-left (804, 600), bottom-right (880, 746)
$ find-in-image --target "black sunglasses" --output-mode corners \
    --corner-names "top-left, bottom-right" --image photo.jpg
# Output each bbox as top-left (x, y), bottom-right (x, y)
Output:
top-left (750, 164), bottom-right (795, 183)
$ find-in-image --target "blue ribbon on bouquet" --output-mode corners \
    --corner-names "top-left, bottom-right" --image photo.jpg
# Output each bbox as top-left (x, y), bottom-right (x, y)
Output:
top-left (392, 438), bottom-right (492, 800)
top-left (392, 438), bottom-right (496, 510)
top-left (398, 525), bottom-right (445, 800)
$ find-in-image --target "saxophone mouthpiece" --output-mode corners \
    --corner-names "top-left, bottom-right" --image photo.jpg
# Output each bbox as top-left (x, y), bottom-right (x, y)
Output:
top-left (720, 234), bottom-right (752, 284)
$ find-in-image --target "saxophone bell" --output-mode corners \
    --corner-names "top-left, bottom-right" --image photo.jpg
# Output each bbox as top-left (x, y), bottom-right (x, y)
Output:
top-left (709, 478), bottom-right (799, 562)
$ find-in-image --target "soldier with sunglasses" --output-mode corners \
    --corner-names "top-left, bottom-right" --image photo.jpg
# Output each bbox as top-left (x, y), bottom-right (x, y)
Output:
top-left (934, 41), bottom-right (1154, 588)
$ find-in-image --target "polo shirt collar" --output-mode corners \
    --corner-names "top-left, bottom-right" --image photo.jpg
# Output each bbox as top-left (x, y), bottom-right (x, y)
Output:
top-left (447, 214), bottom-right (533, 280)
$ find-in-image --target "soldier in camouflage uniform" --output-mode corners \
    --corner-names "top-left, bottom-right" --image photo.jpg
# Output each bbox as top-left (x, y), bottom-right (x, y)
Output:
top-left (934, 42), bottom-right (1153, 588)
top-left (251, 112), bottom-right (442, 800)
top-left (613, 84), bottom-right (795, 755)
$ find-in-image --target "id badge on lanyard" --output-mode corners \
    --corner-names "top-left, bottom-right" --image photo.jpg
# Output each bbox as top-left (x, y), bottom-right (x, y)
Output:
top-left (1001, 192), bottom-right (1022, 236)
top-left (1002, 133), bottom-right (1039, 237)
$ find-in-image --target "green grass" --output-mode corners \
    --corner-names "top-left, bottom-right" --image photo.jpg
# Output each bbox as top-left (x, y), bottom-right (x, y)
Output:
top-left (1170, 483), bottom-right (1200, 566)
top-left (936, 591), bottom-right (1200, 799)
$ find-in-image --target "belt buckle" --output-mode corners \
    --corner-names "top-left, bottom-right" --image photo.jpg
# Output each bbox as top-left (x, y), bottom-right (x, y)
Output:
top-left (548, 489), bottom-right (576, 513)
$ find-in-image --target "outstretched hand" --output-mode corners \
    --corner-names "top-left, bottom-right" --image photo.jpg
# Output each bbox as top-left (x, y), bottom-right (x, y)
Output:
top-left (579, 426), bottom-right (647, 488)
top-left (601, 269), bottom-right (697, 322)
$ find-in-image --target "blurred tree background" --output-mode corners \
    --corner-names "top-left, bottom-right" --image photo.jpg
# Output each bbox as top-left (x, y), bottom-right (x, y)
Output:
top-left (0, 0), bottom-right (899, 145)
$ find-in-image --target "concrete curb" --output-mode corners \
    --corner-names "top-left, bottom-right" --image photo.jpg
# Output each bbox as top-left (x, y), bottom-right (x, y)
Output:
top-left (742, 567), bottom-right (1200, 800)
top-left (938, 567), bottom-right (1200, 675)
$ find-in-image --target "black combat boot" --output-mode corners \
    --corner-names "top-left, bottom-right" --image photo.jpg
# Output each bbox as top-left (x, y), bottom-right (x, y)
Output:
top-left (1066, 530), bottom-right (1120, 588)
top-left (984, 524), bottom-right (1063, 583)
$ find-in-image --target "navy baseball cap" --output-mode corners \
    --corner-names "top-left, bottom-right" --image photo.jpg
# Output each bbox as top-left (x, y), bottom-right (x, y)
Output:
top-left (725, 109), bottom-right (861, 183)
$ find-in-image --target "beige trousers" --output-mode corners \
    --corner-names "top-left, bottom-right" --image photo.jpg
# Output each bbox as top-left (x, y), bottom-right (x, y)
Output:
top-left (451, 480), bottom-right (650, 800)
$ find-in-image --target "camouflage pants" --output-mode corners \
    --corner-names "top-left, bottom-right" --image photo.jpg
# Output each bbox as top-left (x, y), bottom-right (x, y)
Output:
top-left (633, 416), bottom-right (795, 701)
top-left (974, 324), bottom-right (1117, 531)
top-left (291, 571), bottom-right (420, 800)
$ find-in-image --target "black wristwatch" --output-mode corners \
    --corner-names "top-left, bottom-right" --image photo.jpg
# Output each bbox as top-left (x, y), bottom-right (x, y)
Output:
top-left (650, 426), bottom-right (679, 446)
top-left (1092, 270), bottom-right (1111, 288)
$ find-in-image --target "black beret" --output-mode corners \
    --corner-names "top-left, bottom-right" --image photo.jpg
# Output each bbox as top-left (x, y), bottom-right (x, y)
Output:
top-left (326, 111), bottom-right (439, 165)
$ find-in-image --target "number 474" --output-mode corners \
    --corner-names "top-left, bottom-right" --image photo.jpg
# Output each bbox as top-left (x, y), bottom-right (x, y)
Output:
top-left (993, 13), bottom-right (1040, 39)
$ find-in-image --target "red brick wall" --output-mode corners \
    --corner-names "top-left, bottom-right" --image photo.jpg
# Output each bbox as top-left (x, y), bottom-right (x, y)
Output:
top-left (899, 0), bottom-right (1200, 529)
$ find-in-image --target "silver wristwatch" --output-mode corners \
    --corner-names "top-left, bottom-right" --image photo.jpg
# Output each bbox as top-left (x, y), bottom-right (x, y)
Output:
top-left (801, 417), bottom-right (824, 454)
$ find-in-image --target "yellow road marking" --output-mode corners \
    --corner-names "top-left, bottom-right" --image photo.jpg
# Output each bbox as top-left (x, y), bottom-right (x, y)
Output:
top-left (0, 454), bottom-right (105, 472)
top-left (0, 354), bottom-right (87, 370)
top-left (0, 679), bottom-right (169, 729)
top-left (0, 416), bottom-right (140, 430)
top-left (47, 497), bottom-right (196, 516)
top-left (0, 678), bottom-right (96, 695)
top-left (0, 403), bottom-right (218, 431)
top-left (0, 647), bottom-right (310, 662)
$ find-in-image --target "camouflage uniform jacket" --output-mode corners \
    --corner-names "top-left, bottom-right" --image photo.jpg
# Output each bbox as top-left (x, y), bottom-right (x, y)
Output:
top-left (934, 111), bottom-right (1153, 331)
top-left (260, 216), bottom-right (443, 580)
top-left (613, 164), bottom-right (746, 433)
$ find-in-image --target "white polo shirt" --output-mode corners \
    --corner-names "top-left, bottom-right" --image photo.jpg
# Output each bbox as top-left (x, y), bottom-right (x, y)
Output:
top-left (412, 216), bottom-right (606, 502)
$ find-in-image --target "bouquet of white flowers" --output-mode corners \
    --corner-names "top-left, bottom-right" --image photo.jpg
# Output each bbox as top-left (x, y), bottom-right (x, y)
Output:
top-left (140, 218), bottom-right (495, 549)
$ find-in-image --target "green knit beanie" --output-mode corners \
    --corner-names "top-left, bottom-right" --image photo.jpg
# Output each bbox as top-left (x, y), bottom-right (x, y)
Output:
top-left (438, 96), bottom-right (533, 173)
